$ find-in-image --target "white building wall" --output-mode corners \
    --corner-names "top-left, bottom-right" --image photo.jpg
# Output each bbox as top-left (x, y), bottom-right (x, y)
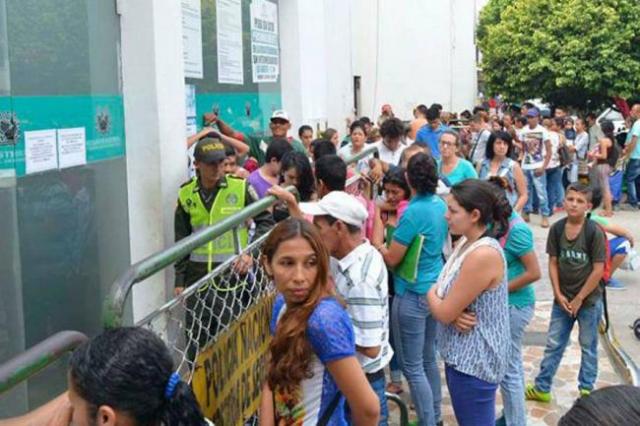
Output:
top-left (281, 0), bottom-right (478, 131)
top-left (120, 0), bottom-right (187, 322)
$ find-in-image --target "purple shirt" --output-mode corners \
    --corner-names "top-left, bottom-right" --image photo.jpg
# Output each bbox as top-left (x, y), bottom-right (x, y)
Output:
top-left (247, 170), bottom-right (274, 199)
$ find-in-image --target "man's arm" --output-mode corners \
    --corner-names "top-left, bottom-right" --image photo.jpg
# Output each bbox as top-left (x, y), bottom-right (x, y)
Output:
top-left (187, 127), bottom-right (215, 149)
top-left (542, 139), bottom-right (552, 169)
top-left (246, 185), bottom-right (275, 240)
top-left (174, 201), bottom-right (192, 289)
top-left (625, 135), bottom-right (637, 160)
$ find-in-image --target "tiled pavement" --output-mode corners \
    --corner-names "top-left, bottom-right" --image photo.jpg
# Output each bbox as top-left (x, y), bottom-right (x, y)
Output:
top-left (387, 300), bottom-right (622, 425)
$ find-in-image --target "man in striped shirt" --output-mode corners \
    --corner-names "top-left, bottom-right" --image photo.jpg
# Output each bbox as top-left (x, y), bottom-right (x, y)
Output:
top-left (300, 191), bottom-right (392, 425)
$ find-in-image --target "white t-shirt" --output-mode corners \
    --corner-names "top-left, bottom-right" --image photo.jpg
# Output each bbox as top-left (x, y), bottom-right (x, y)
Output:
top-left (374, 141), bottom-right (406, 167)
top-left (520, 125), bottom-right (550, 170)
top-left (547, 131), bottom-right (561, 169)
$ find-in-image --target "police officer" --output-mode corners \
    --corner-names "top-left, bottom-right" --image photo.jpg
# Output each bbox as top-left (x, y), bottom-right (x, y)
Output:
top-left (174, 137), bottom-right (274, 293)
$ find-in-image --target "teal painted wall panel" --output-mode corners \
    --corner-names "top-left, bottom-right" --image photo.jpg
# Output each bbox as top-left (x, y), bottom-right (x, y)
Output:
top-left (0, 95), bottom-right (125, 175)
top-left (194, 91), bottom-right (281, 135)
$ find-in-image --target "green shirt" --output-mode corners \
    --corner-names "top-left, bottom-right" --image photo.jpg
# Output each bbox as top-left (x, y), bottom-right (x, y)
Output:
top-left (503, 212), bottom-right (536, 307)
top-left (438, 158), bottom-right (478, 186)
top-left (241, 134), bottom-right (306, 165)
top-left (590, 213), bottom-right (609, 227)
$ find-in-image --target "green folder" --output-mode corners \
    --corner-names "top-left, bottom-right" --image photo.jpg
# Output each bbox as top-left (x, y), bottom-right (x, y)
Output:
top-left (386, 224), bottom-right (424, 283)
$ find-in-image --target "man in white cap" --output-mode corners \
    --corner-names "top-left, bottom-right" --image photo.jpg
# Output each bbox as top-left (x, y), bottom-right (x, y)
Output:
top-left (208, 109), bottom-right (306, 165)
top-left (299, 191), bottom-right (392, 425)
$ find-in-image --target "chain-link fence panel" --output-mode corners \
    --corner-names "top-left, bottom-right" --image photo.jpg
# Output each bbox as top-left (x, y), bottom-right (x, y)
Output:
top-left (135, 232), bottom-right (274, 425)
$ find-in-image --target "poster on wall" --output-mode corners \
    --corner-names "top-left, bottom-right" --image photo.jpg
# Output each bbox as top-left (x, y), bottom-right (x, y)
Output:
top-left (57, 127), bottom-right (87, 169)
top-left (216, 0), bottom-right (244, 85)
top-left (182, 0), bottom-right (204, 79)
top-left (250, 0), bottom-right (279, 83)
top-left (24, 129), bottom-right (57, 174)
top-left (185, 84), bottom-right (198, 137)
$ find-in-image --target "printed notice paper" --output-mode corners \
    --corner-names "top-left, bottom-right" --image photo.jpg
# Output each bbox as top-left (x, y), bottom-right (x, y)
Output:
top-left (25, 129), bottom-right (58, 174)
top-left (182, 0), bottom-right (204, 79)
top-left (216, 0), bottom-right (244, 85)
top-left (58, 127), bottom-right (87, 169)
top-left (250, 0), bottom-right (279, 83)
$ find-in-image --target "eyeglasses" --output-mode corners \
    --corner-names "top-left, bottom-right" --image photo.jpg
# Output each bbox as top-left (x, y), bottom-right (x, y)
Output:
top-left (439, 141), bottom-right (457, 147)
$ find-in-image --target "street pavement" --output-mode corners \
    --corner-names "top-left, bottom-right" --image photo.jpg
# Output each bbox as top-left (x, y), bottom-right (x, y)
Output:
top-left (388, 209), bottom-right (640, 425)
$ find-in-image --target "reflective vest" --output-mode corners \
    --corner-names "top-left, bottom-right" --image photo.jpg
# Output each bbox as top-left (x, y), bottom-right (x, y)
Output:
top-left (178, 176), bottom-right (249, 270)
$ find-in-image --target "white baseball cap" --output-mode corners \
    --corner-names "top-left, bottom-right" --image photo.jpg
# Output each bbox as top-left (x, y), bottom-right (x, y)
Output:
top-left (270, 109), bottom-right (290, 122)
top-left (299, 191), bottom-right (368, 227)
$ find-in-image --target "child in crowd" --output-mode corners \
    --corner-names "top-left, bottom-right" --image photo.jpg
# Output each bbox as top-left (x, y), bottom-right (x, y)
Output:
top-left (526, 183), bottom-right (606, 402)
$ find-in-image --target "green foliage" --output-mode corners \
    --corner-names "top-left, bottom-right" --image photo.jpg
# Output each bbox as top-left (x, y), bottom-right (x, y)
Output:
top-left (478, 0), bottom-right (640, 109)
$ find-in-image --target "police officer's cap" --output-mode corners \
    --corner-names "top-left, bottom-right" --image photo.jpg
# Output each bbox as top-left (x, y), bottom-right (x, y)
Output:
top-left (194, 138), bottom-right (227, 164)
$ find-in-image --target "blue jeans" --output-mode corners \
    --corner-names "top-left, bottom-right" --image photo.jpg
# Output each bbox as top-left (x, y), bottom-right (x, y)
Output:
top-left (535, 300), bottom-right (603, 393)
top-left (499, 304), bottom-right (534, 426)
top-left (524, 169), bottom-right (550, 217)
top-left (446, 365), bottom-right (498, 426)
top-left (545, 167), bottom-right (564, 210)
top-left (388, 294), bottom-right (402, 384)
top-left (392, 291), bottom-right (441, 426)
top-left (625, 158), bottom-right (640, 206)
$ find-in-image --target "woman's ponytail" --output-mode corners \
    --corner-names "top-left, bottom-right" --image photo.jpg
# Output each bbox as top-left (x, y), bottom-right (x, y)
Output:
top-left (161, 380), bottom-right (207, 426)
top-left (486, 176), bottom-right (513, 240)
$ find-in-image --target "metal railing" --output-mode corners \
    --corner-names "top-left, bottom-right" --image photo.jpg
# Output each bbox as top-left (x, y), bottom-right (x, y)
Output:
top-left (0, 145), bottom-right (407, 423)
top-left (601, 320), bottom-right (640, 387)
top-left (100, 146), bottom-right (408, 425)
top-left (103, 145), bottom-right (379, 329)
top-left (0, 331), bottom-right (88, 395)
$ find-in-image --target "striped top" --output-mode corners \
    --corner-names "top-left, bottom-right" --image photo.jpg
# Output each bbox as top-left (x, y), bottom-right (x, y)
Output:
top-left (330, 240), bottom-right (393, 373)
top-left (435, 236), bottom-right (510, 384)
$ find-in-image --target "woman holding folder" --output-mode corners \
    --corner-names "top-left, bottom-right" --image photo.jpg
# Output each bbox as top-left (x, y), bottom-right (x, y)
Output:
top-left (377, 153), bottom-right (449, 426)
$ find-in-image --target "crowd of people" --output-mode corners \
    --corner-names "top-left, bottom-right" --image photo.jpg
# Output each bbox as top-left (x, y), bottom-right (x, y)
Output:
top-left (169, 99), bottom-right (639, 425)
top-left (5, 101), bottom-right (638, 425)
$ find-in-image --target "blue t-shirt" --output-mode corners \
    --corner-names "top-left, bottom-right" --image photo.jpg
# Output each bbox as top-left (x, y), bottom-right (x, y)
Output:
top-left (415, 124), bottom-right (449, 160)
top-left (270, 295), bottom-right (355, 425)
top-left (502, 212), bottom-right (536, 307)
top-left (438, 158), bottom-right (478, 186)
top-left (626, 120), bottom-right (640, 159)
top-left (393, 194), bottom-right (448, 295)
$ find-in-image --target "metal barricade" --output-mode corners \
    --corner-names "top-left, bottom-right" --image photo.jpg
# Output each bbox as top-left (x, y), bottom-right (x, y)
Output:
top-left (99, 146), bottom-right (412, 424)
top-left (0, 331), bottom-right (88, 395)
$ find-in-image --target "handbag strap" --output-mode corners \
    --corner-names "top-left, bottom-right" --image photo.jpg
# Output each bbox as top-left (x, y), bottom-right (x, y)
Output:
top-left (317, 391), bottom-right (343, 426)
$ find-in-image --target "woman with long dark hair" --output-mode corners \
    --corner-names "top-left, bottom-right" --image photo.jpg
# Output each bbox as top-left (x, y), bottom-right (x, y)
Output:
top-left (272, 151), bottom-right (315, 222)
top-left (478, 130), bottom-right (528, 212)
top-left (427, 179), bottom-right (510, 425)
top-left (259, 218), bottom-right (379, 425)
top-left (588, 120), bottom-right (618, 216)
top-left (377, 153), bottom-right (448, 426)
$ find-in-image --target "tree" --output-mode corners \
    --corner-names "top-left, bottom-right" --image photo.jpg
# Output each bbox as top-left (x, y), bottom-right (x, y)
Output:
top-left (477, 0), bottom-right (640, 110)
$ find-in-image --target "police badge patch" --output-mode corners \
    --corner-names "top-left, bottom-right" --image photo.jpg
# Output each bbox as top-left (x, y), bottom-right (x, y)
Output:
top-left (226, 193), bottom-right (239, 205)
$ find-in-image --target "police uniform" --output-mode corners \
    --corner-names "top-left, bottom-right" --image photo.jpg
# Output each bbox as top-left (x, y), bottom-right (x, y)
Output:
top-left (173, 138), bottom-right (274, 352)
top-left (174, 138), bottom-right (274, 289)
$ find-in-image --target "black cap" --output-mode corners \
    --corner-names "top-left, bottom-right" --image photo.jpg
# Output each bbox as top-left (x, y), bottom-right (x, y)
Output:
top-left (194, 138), bottom-right (226, 164)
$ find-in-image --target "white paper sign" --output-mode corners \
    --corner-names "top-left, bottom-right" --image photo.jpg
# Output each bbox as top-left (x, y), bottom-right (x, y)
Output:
top-left (251, 0), bottom-right (279, 83)
top-left (57, 127), bottom-right (87, 169)
top-left (182, 0), bottom-right (204, 79)
top-left (216, 0), bottom-right (244, 85)
top-left (25, 129), bottom-right (58, 174)
top-left (185, 84), bottom-right (198, 137)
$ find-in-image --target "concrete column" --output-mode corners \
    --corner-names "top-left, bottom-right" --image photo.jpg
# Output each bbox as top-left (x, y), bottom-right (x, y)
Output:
top-left (119, 0), bottom-right (187, 321)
